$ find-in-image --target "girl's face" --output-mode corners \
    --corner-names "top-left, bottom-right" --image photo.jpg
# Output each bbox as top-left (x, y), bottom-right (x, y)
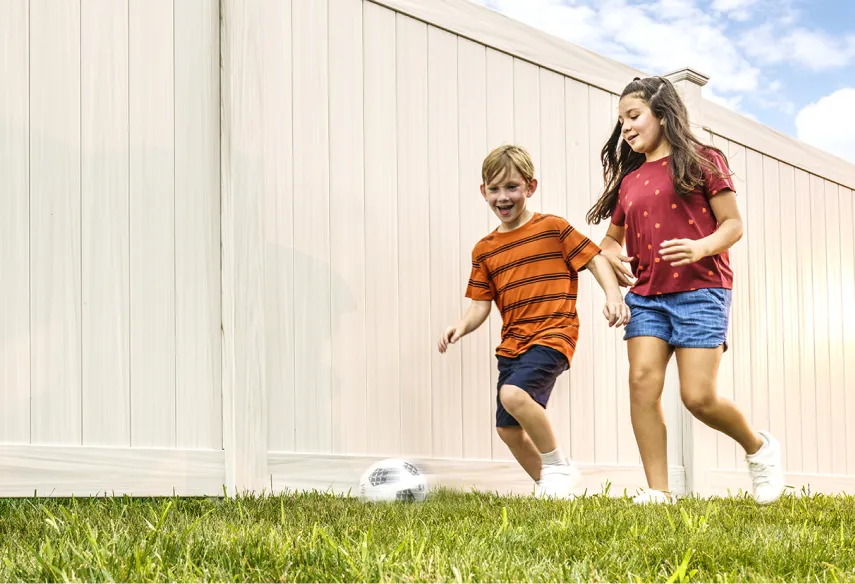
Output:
top-left (618, 95), bottom-right (666, 155)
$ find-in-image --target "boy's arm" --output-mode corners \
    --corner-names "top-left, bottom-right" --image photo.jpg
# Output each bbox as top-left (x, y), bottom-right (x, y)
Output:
top-left (598, 223), bottom-right (635, 287)
top-left (437, 300), bottom-right (492, 353)
top-left (557, 216), bottom-right (629, 327)
top-left (585, 253), bottom-right (631, 328)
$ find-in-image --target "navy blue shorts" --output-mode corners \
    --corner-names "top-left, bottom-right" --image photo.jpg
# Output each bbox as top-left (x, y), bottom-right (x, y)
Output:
top-left (624, 288), bottom-right (732, 351)
top-left (496, 344), bottom-right (569, 427)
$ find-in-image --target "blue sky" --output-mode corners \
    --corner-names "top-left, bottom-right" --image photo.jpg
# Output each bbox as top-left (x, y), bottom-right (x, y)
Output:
top-left (470, 0), bottom-right (855, 163)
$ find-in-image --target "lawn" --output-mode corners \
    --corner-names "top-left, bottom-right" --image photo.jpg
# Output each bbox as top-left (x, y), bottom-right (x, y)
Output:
top-left (1, 487), bottom-right (853, 582)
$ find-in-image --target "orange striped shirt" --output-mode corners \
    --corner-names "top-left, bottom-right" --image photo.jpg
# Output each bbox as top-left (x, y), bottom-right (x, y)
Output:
top-left (466, 213), bottom-right (601, 364)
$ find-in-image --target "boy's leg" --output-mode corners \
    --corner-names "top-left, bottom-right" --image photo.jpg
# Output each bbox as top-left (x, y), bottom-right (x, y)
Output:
top-left (495, 345), bottom-right (576, 498)
top-left (498, 384), bottom-right (559, 453)
top-left (498, 384), bottom-right (579, 499)
top-left (496, 425), bottom-right (542, 481)
top-left (627, 337), bottom-right (673, 493)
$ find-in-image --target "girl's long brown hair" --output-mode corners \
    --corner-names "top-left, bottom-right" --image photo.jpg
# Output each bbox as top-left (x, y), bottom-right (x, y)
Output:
top-left (586, 76), bottom-right (731, 225)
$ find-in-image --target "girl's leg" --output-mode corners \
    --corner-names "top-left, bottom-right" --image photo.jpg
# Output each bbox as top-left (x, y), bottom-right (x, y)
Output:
top-left (675, 346), bottom-right (786, 503)
top-left (628, 337), bottom-right (674, 492)
top-left (496, 425), bottom-right (542, 481)
top-left (674, 347), bottom-right (763, 454)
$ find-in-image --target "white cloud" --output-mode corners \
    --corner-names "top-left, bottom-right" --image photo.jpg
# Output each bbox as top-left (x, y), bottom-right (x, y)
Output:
top-left (740, 26), bottom-right (855, 70)
top-left (484, 0), bottom-right (603, 49)
top-left (795, 88), bottom-right (855, 163)
top-left (470, 0), bottom-right (852, 152)
top-left (711, 0), bottom-right (761, 21)
top-left (475, 0), bottom-right (762, 94)
top-left (703, 87), bottom-right (744, 111)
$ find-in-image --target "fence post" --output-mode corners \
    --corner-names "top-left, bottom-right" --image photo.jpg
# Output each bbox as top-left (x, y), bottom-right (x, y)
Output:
top-left (664, 67), bottom-right (718, 497)
top-left (220, 0), bottom-right (269, 496)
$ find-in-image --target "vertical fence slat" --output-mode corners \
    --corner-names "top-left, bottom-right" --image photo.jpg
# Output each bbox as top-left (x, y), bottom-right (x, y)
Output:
top-left (428, 25), bottom-right (463, 458)
top-left (795, 168), bottom-right (817, 474)
top-left (540, 68), bottom-right (572, 458)
top-left (129, 0), bottom-right (176, 447)
top-left (175, 0), bottom-right (222, 450)
top-left (485, 47), bottom-right (514, 462)
top-left (565, 79), bottom-right (596, 463)
top-left (0, 0), bottom-right (31, 444)
top-left (30, 0), bottom-right (82, 446)
top-left (329, 0), bottom-right (368, 455)
top-left (262, 0), bottom-right (295, 454)
top-left (292, 0), bottom-right (332, 454)
top-left (396, 14), bottom-right (433, 457)
top-left (364, 2), bottom-right (401, 456)
top-left (779, 163), bottom-right (802, 472)
top-left (81, 0), bottom-right (130, 446)
top-left (810, 174), bottom-right (832, 474)
top-left (457, 38), bottom-right (492, 460)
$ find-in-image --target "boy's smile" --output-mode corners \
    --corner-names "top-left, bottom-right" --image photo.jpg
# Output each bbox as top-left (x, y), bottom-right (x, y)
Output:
top-left (480, 168), bottom-right (537, 231)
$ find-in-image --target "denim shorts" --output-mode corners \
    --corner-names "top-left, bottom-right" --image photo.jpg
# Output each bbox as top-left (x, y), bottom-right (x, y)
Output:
top-left (624, 288), bottom-right (732, 351)
top-left (495, 344), bottom-right (569, 427)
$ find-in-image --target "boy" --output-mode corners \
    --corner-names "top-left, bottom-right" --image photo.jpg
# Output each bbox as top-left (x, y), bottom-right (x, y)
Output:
top-left (438, 145), bottom-right (630, 498)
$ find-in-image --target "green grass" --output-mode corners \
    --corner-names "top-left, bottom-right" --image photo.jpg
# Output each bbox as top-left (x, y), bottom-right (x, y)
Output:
top-left (1, 488), bottom-right (853, 582)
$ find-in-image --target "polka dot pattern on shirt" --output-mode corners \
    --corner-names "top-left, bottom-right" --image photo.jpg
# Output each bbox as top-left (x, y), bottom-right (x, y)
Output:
top-left (608, 150), bottom-right (736, 296)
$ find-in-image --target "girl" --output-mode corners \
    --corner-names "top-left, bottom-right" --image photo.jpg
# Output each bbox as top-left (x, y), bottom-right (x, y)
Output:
top-left (587, 76), bottom-right (785, 504)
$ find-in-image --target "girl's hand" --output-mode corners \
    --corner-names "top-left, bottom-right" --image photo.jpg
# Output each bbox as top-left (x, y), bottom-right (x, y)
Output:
top-left (659, 239), bottom-right (706, 266)
top-left (603, 298), bottom-right (631, 328)
top-left (600, 250), bottom-right (635, 287)
top-left (437, 326), bottom-right (462, 353)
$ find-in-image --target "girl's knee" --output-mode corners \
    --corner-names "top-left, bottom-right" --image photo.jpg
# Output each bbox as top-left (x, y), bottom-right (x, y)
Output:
top-left (629, 365), bottom-right (665, 389)
top-left (629, 367), bottom-right (666, 407)
top-left (681, 386), bottom-right (717, 417)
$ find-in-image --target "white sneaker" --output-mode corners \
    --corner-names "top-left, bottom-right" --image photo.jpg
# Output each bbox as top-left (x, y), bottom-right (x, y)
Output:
top-left (746, 431), bottom-right (785, 504)
top-left (536, 461), bottom-right (581, 499)
top-left (632, 488), bottom-right (676, 505)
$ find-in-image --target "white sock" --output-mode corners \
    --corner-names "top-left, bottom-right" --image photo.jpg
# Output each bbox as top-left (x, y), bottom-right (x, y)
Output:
top-left (541, 447), bottom-right (565, 466)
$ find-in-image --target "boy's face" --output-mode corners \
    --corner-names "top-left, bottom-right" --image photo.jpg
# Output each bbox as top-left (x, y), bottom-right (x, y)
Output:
top-left (480, 167), bottom-right (537, 228)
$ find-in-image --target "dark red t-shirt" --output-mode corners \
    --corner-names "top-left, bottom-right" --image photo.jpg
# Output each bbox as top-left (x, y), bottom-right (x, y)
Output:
top-left (611, 150), bottom-right (735, 296)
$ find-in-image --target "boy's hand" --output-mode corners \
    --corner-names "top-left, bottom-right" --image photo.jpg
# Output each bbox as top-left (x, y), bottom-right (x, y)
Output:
top-left (603, 298), bottom-right (631, 328)
top-left (437, 326), bottom-right (463, 353)
top-left (659, 238), bottom-right (706, 266)
top-left (601, 250), bottom-right (635, 287)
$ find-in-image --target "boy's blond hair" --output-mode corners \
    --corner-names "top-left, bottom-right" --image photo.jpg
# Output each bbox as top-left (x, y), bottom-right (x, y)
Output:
top-left (481, 145), bottom-right (535, 186)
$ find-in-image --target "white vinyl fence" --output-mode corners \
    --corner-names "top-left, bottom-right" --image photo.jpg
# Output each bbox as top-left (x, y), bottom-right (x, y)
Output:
top-left (1, 0), bottom-right (853, 498)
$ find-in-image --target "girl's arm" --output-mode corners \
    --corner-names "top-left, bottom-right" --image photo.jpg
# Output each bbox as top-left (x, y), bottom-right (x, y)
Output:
top-left (659, 190), bottom-right (743, 266)
top-left (598, 223), bottom-right (635, 287)
top-left (437, 300), bottom-right (492, 353)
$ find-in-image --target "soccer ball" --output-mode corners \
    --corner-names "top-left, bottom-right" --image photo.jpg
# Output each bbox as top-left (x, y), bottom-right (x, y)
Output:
top-left (358, 458), bottom-right (429, 503)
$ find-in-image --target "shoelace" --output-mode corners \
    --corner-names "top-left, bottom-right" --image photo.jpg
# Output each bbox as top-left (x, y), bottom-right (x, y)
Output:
top-left (748, 459), bottom-right (772, 487)
top-left (634, 489), bottom-right (671, 503)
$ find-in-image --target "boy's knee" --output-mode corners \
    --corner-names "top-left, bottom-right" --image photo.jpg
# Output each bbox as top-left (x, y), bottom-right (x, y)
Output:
top-left (499, 385), bottom-right (530, 414)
